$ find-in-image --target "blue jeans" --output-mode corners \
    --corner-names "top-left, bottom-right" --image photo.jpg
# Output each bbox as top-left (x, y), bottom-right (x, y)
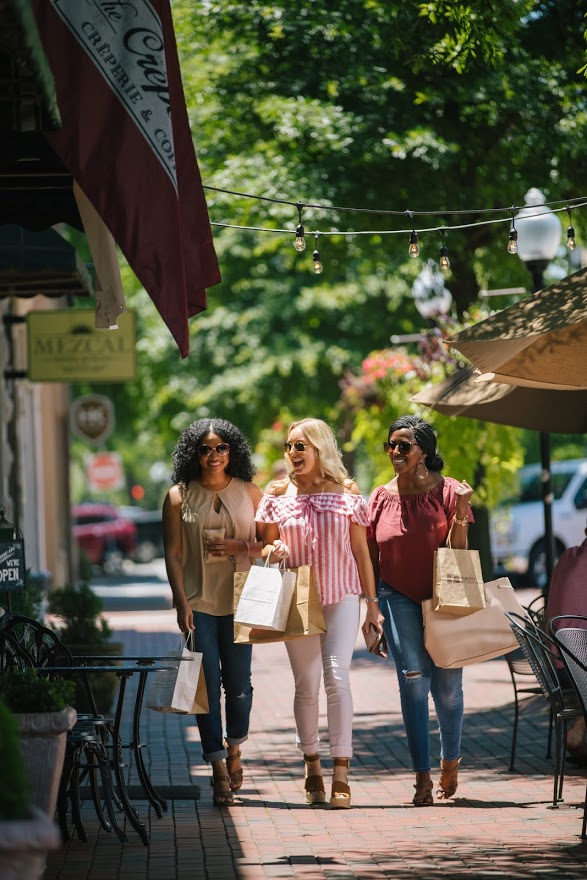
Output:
top-left (378, 581), bottom-right (464, 772)
top-left (192, 611), bottom-right (253, 763)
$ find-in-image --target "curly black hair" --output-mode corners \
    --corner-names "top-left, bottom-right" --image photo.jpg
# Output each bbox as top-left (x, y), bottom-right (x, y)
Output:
top-left (170, 419), bottom-right (257, 485)
top-left (388, 415), bottom-right (444, 472)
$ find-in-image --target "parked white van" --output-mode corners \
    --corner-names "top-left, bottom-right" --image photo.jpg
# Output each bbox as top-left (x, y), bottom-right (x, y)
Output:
top-left (490, 459), bottom-right (587, 588)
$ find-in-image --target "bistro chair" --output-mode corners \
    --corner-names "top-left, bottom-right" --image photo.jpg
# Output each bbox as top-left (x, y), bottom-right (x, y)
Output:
top-left (506, 611), bottom-right (581, 807)
top-left (0, 612), bottom-right (127, 843)
top-left (505, 594), bottom-right (553, 771)
top-left (547, 615), bottom-right (587, 839)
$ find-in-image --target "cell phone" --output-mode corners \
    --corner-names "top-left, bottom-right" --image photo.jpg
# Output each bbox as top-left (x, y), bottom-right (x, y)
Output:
top-left (363, 623), bottom-right (388, 659)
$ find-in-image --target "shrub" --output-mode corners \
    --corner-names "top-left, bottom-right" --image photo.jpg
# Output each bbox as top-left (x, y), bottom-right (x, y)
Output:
top-left (0, 668), bottom-right (75, 714)
top-left (47, 583), bottom-right (112, 647)
top-left (0, 697), bottom-right (29, 820)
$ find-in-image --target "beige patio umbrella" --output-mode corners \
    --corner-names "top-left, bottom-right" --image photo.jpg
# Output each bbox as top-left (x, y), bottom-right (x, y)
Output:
top-left (448, 265), bottom-right (587, 390)
top-left (411, 365), bottom-right (587, 590)
top-left (410, 368), bottom-right (587, 433)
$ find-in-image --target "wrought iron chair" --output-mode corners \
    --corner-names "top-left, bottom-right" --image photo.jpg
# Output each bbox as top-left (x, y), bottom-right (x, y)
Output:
top-left (505, 594), bottom-right (553, 771)
top-left (548, 615), bottom-right (587, 839)
top-left (0, 612), bottom-right (127, 843)
top-left (506, 611), bottom-right (581, 806)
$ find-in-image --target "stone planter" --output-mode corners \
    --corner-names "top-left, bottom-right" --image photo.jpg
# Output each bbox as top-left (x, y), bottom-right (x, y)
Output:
top-left (0, 806), bottom-right (61, 880)
top-left (16, 707), bottom-right (77, 818)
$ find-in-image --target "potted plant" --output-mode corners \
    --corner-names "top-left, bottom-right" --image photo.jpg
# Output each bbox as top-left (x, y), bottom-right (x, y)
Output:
top-left (47, 583), bottom-right (123, 714)
top-left (0, 669), bottom-right (77, 821)
top-left (0, 696), bottom-right (64, 880)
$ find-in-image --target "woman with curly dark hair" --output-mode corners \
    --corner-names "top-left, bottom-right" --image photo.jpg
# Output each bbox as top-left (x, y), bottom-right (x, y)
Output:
top-left (163, 418), bottom-right (263, 806)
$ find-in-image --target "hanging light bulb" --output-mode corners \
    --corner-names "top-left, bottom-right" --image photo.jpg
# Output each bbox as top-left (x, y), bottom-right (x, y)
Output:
top-left (294, 223), bottom-right (306, 251)
top-left (507, 227), bottom-right (518, 255)
top-left (294, 203), bottom-right (306, 251)
top-left (408, 229), bottom-right (420, 258)
top-left (566, 208), bottom-right (576, 251)
top-left (312, 233), bottom-right (323, 273)
top-left (439, 232), bottom-right (450, 270)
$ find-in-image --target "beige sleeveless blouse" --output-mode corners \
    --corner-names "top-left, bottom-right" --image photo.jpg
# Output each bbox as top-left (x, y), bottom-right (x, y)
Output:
top-left (181, 478), bottom-right (256, 615)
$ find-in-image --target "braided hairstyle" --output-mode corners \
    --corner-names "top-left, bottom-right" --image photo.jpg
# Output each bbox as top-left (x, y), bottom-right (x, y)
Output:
top-left (388, 415), bottom-right (444, 472)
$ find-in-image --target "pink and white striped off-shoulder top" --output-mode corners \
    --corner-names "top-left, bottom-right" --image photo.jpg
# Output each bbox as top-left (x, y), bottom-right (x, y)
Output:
top-left (255, 492), bottom-right (369, 606)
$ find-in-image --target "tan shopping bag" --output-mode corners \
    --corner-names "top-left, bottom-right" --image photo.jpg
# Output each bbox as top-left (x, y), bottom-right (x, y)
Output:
top-left (423, 577), bottom-right (526, 668)
top-left (234, 564), bottom-right (326, 644)
top-left (146, 635), bottom-right (208, 714)
top-left (433, 545), bottom-right (485, 615)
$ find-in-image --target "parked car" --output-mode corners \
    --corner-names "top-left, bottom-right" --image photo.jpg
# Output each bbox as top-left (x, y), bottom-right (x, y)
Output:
top-left (118, 507), bottom-right (164, 564)
top-left (72, 503), bottom-right (138, 574)
top-left (489, 459), bottom-right (587, 589)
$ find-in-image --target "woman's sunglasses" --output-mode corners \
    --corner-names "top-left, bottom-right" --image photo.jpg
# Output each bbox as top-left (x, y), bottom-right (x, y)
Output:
top-left (383, 440), bottom-right (414, 455)
top-left (198, 443), bottom-right (230, 457)
top-left (284, 441), bottom-right (309, 454)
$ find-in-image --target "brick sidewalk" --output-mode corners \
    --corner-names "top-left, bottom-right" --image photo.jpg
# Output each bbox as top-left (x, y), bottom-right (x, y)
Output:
top-left (45, 593), bottom-right (587, 880)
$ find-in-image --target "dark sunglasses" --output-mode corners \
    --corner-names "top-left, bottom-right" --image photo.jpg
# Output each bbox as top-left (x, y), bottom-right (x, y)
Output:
top-left (198, 443), bottom-right (230, 457)
top-left (383, 440), bottom-right (414, 455)
top-left (284, 440), bottom-right (309, 454)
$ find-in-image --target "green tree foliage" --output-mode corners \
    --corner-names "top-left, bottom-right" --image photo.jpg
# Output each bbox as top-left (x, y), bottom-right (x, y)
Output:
top-left (340, 312), bottom-right (524, 505)
top-left (73, 2), bottom-right (587, 489)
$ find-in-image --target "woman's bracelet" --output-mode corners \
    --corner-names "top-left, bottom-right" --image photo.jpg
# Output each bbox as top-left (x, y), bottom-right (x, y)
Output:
top-left (453, 513), bottom-right (469, 527)
top-left (365, 596), bottom-right (379, 604)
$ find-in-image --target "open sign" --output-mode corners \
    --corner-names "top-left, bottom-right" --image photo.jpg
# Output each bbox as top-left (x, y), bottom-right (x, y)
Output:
top-left (0, 540), bottom-right (26, 591)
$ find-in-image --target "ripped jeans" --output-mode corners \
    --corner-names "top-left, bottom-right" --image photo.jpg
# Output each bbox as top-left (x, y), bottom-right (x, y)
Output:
top-left (378, 581), bottom-right (463, 772)
top-left (192, 610), bottom-right (253, 763)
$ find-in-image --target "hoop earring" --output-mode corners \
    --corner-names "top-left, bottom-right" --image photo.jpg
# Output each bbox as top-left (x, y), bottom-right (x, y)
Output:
top-left (416, 460), bottom-right (428, 480)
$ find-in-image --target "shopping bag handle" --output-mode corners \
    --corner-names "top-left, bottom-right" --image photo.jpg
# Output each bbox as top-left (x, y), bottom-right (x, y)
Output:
top-left (264, 548), bottom-right (286, 570)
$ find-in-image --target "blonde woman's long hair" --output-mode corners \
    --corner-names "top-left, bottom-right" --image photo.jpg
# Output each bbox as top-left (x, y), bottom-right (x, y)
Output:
top-left (286, 418), bottom-right (351, 487)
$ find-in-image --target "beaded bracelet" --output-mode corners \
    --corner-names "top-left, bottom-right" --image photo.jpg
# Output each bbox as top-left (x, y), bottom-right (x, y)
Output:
top-left (453, 514), bottom-right (469, 527)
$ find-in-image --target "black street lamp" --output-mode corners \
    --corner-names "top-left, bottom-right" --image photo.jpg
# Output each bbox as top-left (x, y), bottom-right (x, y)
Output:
top-left (514, 188), bottom-right (562, 591)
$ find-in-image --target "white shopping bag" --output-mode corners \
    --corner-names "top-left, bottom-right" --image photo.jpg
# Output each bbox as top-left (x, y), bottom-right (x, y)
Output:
top-left (146, 635), bottom-right (207, 714)
top-left (234, 557), bottom-right (296, 631)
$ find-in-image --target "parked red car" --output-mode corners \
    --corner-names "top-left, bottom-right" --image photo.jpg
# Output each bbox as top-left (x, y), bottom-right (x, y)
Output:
top-left (72, 503), bottom-right (138, 574)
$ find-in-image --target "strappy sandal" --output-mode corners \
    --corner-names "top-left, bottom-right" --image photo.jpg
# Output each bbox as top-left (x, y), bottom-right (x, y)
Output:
top-left (211, 774), bottom-right (234, 806)
top-left (437, 757), bottom-right (461, 799)
top-left (304, 753), bottom-right (326, 805)
top-left (330, 758), bottom-right (351, 810)
top-left (413, 771), bottom-right (434, 806)
top-left (226, 749), bottom-right (243, 791)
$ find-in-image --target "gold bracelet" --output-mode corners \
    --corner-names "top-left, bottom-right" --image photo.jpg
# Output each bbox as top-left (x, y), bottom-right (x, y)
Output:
top-left (453, 514), bottom-right (469, 527)
top-left (365, 596), bottom-right (379, 604)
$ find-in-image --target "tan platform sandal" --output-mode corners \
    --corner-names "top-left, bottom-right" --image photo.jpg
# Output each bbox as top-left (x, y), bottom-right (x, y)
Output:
top-left (226, 748), bottom-right (243, 791)
top-left (304, 753), bottom-right (326, 805)
top-left (413, 771), bottom-right (433, 806)
top-left (211, 773), bottom-right (234, 806)
top-left (437, 757), bottom-right (461, 800)
top-left (330, 758), bottom-right (351, 810)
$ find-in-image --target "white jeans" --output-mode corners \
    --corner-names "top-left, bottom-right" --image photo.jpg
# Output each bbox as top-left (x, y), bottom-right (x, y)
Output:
top-left (285, 594), bottom-right (360, 758)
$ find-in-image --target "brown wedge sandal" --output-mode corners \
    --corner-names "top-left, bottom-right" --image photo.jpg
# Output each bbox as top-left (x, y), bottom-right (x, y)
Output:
top-left (211, 773), bottom-right (234, 806)
top-left (226, 748), bottom-right (243, 791)
top-left (413, 771), bottom-right (434, 806)
top-left (437, 757), bottom-right (461, 800)
top-left (330, 758), bottom-right (351, 810)
top-left (304, 753), bottom-right (326, 805)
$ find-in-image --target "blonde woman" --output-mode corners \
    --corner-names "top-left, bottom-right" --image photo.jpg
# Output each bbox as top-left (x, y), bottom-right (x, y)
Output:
top-left (255, 418), bottom-right (382, 809)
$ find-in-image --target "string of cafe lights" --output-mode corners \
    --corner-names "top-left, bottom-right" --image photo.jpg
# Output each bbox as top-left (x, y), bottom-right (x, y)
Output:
top-left (204, 185), bottom-right (586, 275)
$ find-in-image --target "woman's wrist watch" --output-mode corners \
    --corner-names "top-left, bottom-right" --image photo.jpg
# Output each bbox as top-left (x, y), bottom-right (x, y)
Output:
top-left (453, 513), bottom-right (469, 527)
top-left (365, 596), bottom-right (379, 603)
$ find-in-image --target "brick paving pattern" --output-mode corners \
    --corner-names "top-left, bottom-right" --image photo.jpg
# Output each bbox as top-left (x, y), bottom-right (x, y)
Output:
top-left (44, 589), bottom-right (587, 880)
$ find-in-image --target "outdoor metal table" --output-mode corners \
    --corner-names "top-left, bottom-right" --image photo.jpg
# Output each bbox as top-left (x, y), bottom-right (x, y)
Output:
top-left (78, 654), bottom-right (195, 818)
top-left (41, 660), bottom-right (182, 845)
